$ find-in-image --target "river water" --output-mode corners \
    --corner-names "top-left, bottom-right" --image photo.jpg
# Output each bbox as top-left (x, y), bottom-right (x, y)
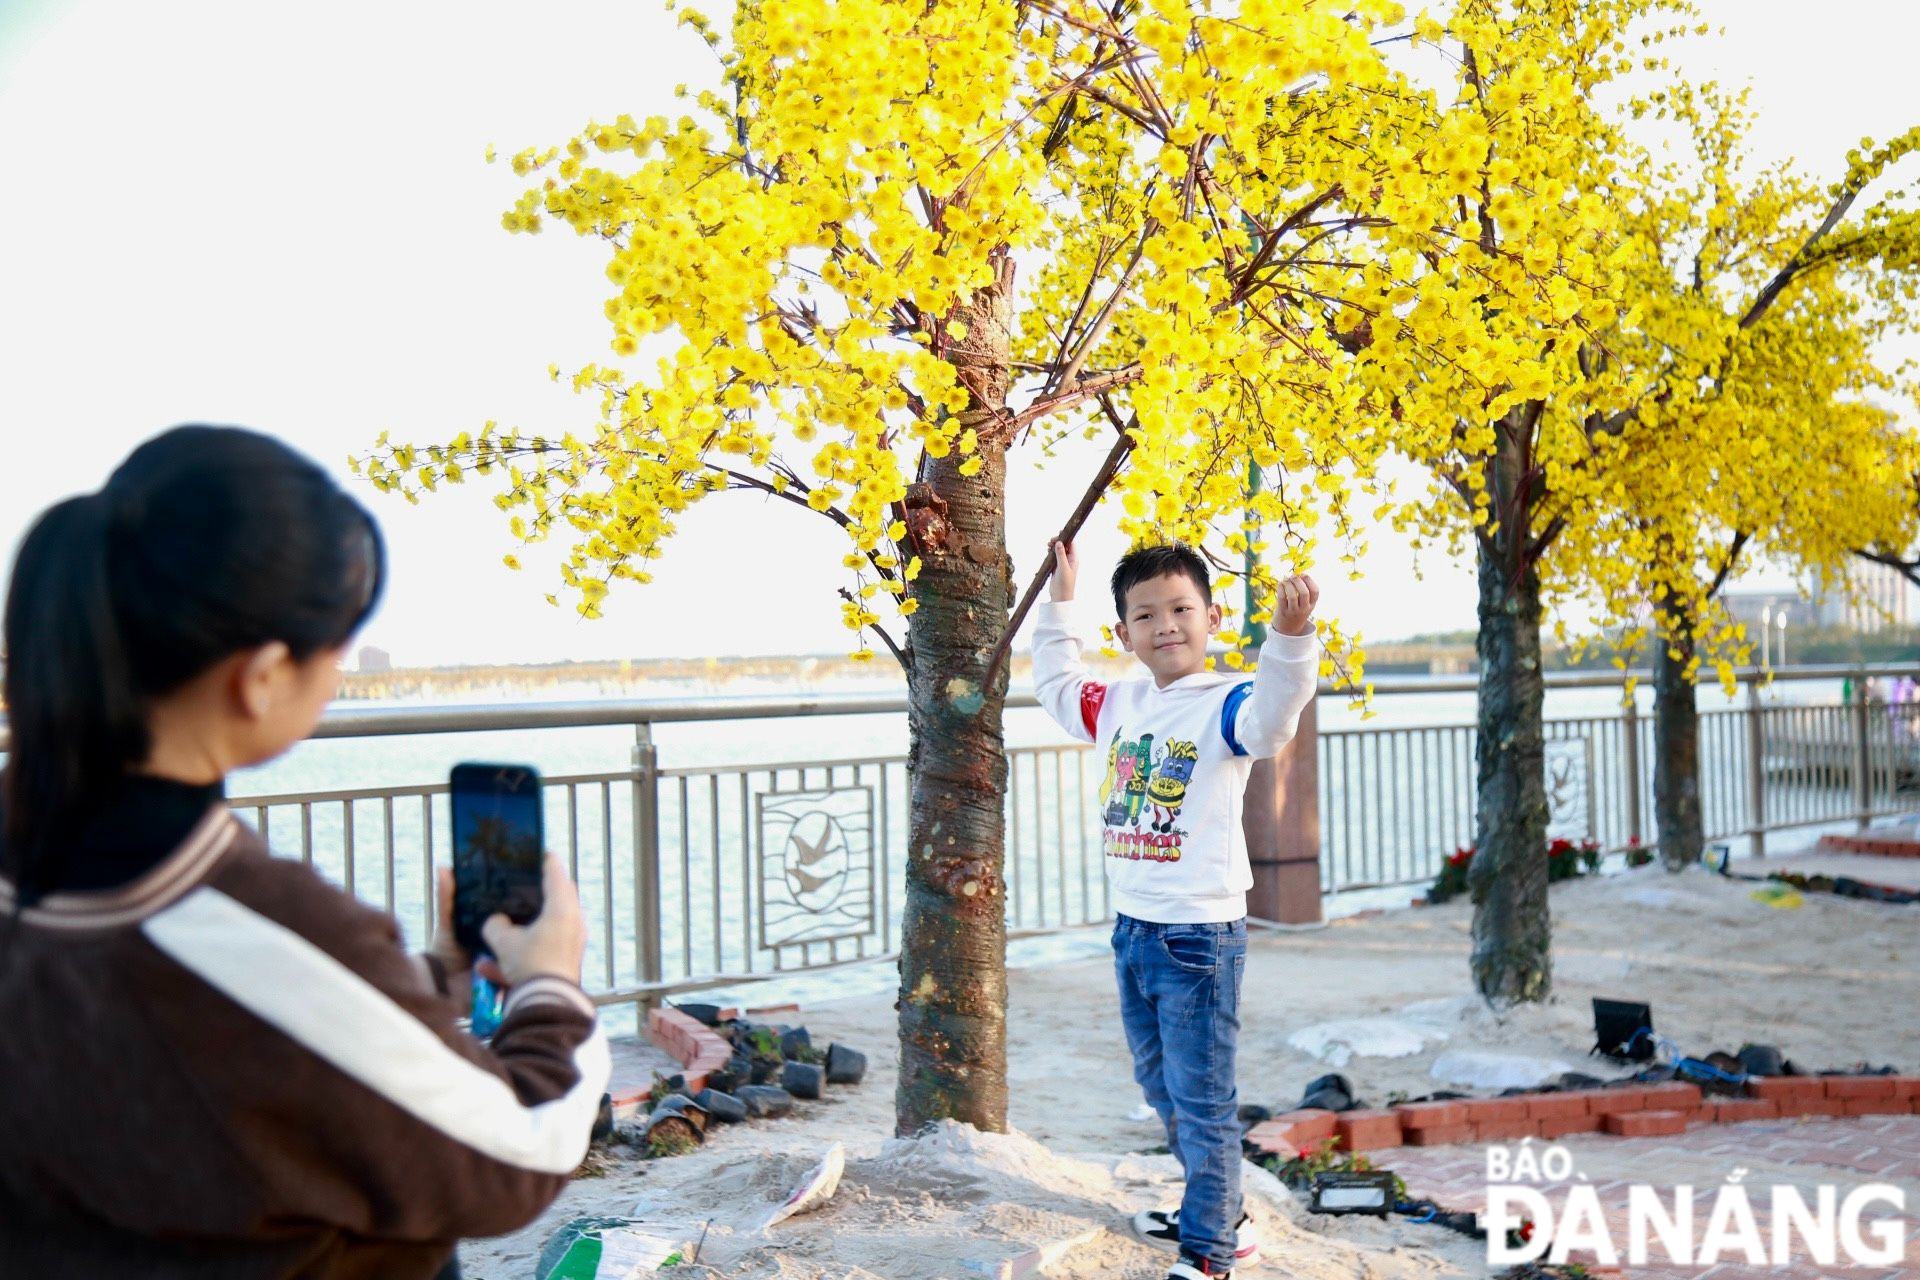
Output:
top-left (211, 674), bottom-right (1880, 1025)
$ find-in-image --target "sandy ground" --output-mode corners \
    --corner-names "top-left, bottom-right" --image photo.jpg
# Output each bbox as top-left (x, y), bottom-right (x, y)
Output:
top-left (462, 841), bottom-right (1918, 1279)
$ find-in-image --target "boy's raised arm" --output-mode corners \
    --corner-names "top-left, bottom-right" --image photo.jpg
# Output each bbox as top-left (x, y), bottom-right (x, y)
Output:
top-left (1230, 573), bottom-right (1321, 758)
top-left (1031, 539), bottom-right (1103, 744)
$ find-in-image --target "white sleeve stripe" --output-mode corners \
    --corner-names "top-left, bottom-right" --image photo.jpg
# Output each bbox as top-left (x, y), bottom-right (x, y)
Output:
top-left (143, 888), bottom-right (610, 1175)
top-left (504, 975), bottom-right (596, 1020)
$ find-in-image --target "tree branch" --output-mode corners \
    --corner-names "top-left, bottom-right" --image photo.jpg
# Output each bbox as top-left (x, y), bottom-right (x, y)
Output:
top-left (1012, 363), bottom-right (1144, 429)
top-left (1706, 529), bottom-right (1751, 599)
top-left (979, 406), bottom-right (1138, 694)
top-left (704, 462), bottom-right (913, 672)
top-left (837, 586), bottom-right (908, 668)
top-left (1040, 214), bottom-right (1156, 400)
top-left (1855, 546), bottom-right (1920, 588)
top-left (1738, 182), bottom-right (1863, 331)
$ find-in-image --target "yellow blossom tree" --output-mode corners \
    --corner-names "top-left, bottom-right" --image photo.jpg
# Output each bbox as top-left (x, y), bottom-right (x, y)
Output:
top-left (1371, 9), bottom-right (1920, 930)
top-left (1347, 0), bottom-right (1698, 1005)
top-left (356, 0), bottom-right (1618, 1125)
top-left (1556, 85), bottom-right (1920, 870)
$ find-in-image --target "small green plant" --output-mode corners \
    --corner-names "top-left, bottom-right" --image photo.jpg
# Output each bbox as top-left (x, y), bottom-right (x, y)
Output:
top-left (1428, 837), bottom-right (1602, 903)
top-left (645, 1125), bottom-right (700, 1159)
top-left (646, 1072), bottom-right (682, 1105)
top-left (1624, 837), bottom-right (1654, 868)
top-left (1546, 837), bottom-right (1602, 882)
top-left (1425, 847), bottom-right (1475, 904)
top-left (1257, 1136), bottom-right (1409, 1203)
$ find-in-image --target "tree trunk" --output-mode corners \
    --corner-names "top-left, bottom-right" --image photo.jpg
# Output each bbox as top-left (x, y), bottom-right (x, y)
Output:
top-left (895, 255), bottom-right (1015, 1135)
top-left (1653, 613), bottom-right (1704, 871)
top-left (1466, 417), bottom-right (1552, 1006)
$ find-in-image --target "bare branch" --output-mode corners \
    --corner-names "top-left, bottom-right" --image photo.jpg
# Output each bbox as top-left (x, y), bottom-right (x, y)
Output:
top-left (1040, 214), bottom-right (1157, 400)
top-left (1012, 363), bottom-right (1144, 429)
top-left (980, 406), bottom-right (1138, 694)
top-left (1855, 546), bottom-right (1920, 588)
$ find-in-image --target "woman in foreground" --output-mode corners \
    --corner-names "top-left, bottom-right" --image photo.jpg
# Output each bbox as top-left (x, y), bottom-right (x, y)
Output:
top-left (0, 425), bottom-right (607, 1278)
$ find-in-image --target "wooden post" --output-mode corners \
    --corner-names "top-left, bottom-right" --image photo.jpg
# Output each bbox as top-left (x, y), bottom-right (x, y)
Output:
top-left (1244, 699), bottom-right (1322, 925)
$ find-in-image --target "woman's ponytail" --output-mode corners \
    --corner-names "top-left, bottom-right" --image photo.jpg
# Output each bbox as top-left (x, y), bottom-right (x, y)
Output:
top-left (3, 494), bottom-right (152, 894)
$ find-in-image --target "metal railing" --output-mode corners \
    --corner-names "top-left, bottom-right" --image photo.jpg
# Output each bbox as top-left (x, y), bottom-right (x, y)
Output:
top-left (1315, 666), bottom-right (1920, 893)
top-left (4, 664), bottom-right (1917, 1008)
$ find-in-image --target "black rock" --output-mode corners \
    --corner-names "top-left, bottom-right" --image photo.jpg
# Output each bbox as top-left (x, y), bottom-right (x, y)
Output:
top-left (781, 1026), bottom-right (813, 1060)
top-left (1296, 1072), bottom-right (1355, 1113)
top-left (674, 1002), bottom-right (728, 1027)
top-left (750, 1056), bottom-right (782, 1085)
top-left (650, 1093), bottom-right (710, 1133)
top-left (590, 1092), bottom-right (614, 1142)
top-left (1551, 1072), bottom-right (1608, 1090)
top-left (1237, 1104), bottom-right (1272, 1131)
top-left (649, 1073), bottom-right (692, 1100)
top-left (705, 1062), bottom-right (743, 1095)
top-left (644, 1104), bottom-right (706, 1147)
top-left (736, 1084), bottom-right (795, 1118)
top-left (825, 1043), bottom-right (867, 1086)
top-left (783, 1060), bottom-right (825, 1100)
top-left (1737, 1044), bottom-right (1786, 1077)
top-left (693, 1088), bottom-right (749, 1124)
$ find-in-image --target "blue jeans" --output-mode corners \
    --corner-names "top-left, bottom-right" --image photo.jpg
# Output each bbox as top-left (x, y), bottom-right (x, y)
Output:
top-left (1113, 914), bottom-right (1248, 1269)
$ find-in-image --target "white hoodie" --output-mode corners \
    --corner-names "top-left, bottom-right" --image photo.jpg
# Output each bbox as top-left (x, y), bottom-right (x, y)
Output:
top-left (1031, 601), bottom-right (1318, 923)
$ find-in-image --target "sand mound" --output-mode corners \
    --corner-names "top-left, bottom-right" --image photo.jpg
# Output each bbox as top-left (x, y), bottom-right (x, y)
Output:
top-left (614, 1122), bottom-right (1483, 1279)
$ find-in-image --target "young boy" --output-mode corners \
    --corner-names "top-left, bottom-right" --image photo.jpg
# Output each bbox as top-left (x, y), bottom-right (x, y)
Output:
top-left (1032, 539), bottom-right (1319, 1280)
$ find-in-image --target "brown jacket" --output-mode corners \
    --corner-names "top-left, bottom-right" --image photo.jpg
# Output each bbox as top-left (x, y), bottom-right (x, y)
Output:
top-left (0, 805), bottom-right (608, 1278)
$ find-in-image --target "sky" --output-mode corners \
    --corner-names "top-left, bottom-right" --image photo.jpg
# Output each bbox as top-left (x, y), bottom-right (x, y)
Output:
top-left (1, 0), bottom-right (1915, 667)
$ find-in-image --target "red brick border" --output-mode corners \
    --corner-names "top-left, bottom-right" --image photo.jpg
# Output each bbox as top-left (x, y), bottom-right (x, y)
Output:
top-left (1334, 1109), bottom-right (1403, 1152)
top-left (1815, 833), bottom-right (1920, 857)
top-left (645, 1006), bottom-right (734, 1094)
top-left (1241, 1075), bottom-right (1920, 1157)
top-left (1603, 1108), bottom-right (1687, 1137)
top-left (1246, 1108), bottom-right (1338, 1155)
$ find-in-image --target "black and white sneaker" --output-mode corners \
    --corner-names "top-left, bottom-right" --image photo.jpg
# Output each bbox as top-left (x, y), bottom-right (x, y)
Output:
top-left (1166, 1253), bottom-right (1231, 1280)
top-left (1130, 1207), bottom-right (1261, 1267)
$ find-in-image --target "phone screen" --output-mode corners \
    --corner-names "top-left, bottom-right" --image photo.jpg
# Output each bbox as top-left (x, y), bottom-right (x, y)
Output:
top-left (450, 763), bottom-right (545, 957)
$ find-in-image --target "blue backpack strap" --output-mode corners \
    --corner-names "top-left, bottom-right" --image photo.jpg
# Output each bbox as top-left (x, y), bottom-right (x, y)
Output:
top-left (1220, 681), bottom-right (1256, 757)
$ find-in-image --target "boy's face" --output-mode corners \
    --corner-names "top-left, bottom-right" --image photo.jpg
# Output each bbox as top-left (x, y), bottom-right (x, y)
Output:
top-left (1114, 572), bottom-right (1221, 684)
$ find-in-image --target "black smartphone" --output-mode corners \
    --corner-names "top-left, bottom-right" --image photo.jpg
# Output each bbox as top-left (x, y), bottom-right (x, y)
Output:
top-left (449, 763), bottom-right (545, 957)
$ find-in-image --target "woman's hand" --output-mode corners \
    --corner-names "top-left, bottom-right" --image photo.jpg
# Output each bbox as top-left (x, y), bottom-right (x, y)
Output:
top-left (422, 866), bottom-right (477, 1014)
top-left (480, 855), bottom-right (588, 989)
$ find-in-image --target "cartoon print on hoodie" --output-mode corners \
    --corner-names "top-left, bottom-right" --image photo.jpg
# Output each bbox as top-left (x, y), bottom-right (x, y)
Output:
top-left (1146, 739), bottom-right (1199, 832)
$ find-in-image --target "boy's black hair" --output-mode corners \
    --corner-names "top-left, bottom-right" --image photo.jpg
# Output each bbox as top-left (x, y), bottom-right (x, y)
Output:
top-left (1111, 542), bottom-right (1212, 618)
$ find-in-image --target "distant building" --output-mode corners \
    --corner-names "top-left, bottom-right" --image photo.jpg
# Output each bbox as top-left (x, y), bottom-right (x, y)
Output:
top-left (356, 645), bottom-right (393, 674)
top-left (1819, 561), bottom-right (1912, 631)
top-left (1724, 562), bottom-right (1912, 636)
